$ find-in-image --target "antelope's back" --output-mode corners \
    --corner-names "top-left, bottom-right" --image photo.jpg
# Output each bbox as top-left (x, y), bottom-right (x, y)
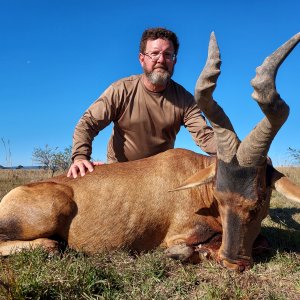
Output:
top-left (51, 149), bottom-right (216, 252)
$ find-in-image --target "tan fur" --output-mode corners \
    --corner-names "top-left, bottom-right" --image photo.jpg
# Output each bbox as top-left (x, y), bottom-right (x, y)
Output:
top-left (0, 149), bottom-right (220, 258)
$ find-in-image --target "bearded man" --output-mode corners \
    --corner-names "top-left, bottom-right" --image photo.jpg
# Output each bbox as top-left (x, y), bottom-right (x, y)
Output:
top-left (68, 27), bottom-right (216, 178)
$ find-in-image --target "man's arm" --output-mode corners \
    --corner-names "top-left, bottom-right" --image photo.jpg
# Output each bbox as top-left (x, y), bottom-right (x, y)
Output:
top-left (68, 86), bottom-right (118, 177)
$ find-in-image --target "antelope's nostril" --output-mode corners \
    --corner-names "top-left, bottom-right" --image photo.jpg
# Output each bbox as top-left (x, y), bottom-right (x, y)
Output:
top-left (220, 258), bottom-right (243, 271)
top-left (218, 254), bottom-right (252, 272)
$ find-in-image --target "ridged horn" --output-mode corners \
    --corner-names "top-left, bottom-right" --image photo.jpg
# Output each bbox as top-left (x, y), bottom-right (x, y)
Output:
top-left (195, 32), bottom-right (240, 163)
top-left (237, 33), bottom-right (300, 166)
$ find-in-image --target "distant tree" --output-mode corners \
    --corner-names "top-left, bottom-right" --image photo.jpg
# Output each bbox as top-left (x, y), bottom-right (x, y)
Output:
top-left (32, 145), bottom-right (57, 170)
top-left (32, 145), bottom-right (72, 176)
top-left (52, 146), bottom-right (72, 171)
top-left (288, 147), bottom-right (300, 165)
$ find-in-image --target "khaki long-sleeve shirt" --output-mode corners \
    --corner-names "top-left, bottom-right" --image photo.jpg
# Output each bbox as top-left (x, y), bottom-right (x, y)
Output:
top-left (72, 75), bottom-right (216, 163)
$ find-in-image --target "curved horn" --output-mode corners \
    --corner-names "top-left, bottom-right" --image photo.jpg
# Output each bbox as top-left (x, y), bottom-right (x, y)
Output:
top-left (195, 32), bottom-right (240, 163)
top-left (237, 33), bottom-right (300, 166)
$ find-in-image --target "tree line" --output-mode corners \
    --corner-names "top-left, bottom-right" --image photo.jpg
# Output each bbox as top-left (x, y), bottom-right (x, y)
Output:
top-left (2, 140), bottom-right (300, 173)
top-left (32, 145), bottom-right (300, 173)
top-left (32, 145), bottom-right (72, 175)
top-left (288, 147), bottom-right (300, 165)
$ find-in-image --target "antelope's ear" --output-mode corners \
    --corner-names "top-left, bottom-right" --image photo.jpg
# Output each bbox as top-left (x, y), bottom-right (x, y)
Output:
top-left (271, 167), bottom-right (300, 203)
top-left (169, 163), bottom-right (216, 192)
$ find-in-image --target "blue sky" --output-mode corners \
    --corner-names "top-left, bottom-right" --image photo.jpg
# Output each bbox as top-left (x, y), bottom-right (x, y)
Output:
top-left (0, 0), bottom-right (299, 166)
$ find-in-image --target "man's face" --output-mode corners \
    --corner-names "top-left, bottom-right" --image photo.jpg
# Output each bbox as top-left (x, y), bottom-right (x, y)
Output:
top-left (139, 38), bottom-right (177, 86)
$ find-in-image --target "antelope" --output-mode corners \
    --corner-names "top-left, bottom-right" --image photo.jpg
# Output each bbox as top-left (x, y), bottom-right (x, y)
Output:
top-left (0, 32), bottom-right (299, 271)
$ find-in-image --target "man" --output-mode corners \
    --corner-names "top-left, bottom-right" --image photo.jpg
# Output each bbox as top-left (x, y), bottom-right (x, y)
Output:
top-left (67, 27), bottom-right (216, 178)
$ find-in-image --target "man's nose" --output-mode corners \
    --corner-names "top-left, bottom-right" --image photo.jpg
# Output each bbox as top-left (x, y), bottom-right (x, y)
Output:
top-left (156, 52), bottom-right (166, 63)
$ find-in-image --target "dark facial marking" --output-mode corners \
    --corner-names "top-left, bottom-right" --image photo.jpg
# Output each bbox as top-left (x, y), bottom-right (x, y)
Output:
top-left (216, 158), bottom-right (260, 201)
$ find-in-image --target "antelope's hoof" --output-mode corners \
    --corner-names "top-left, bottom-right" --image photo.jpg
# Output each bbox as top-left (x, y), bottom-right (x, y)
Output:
top-left (34, 238), bottom-right (60, 255)
top-left (165, 244), bottom-right (195, 262)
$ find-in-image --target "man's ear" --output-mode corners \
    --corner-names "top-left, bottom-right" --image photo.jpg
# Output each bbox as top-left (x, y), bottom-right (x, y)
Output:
top-left (139, 53), bottom-right (145, 66)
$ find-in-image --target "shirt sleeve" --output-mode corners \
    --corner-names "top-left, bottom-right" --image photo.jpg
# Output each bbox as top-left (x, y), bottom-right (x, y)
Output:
top-left (71, 86), bottom-right (118, 161)
top-left (183, 98), bottom-right (217, 155)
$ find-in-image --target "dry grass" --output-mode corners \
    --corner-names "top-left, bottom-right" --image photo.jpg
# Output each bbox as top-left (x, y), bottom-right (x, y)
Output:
top-left (0, 169), bottom-right (63, 199)
top-left (0, 168), bottom-right (300, 299)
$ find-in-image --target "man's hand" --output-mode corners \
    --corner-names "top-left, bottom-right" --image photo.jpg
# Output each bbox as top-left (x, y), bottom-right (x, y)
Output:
top-left (67, 159), bottom-right (104, 178)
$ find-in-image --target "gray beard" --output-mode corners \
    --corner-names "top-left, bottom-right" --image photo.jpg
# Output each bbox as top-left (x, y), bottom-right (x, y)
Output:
top-left (144, 69), bottom-right (172, 86)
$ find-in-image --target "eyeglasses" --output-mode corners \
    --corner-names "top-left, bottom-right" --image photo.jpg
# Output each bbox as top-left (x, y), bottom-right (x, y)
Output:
top-left (143, 51), bottom-right (176, 62)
